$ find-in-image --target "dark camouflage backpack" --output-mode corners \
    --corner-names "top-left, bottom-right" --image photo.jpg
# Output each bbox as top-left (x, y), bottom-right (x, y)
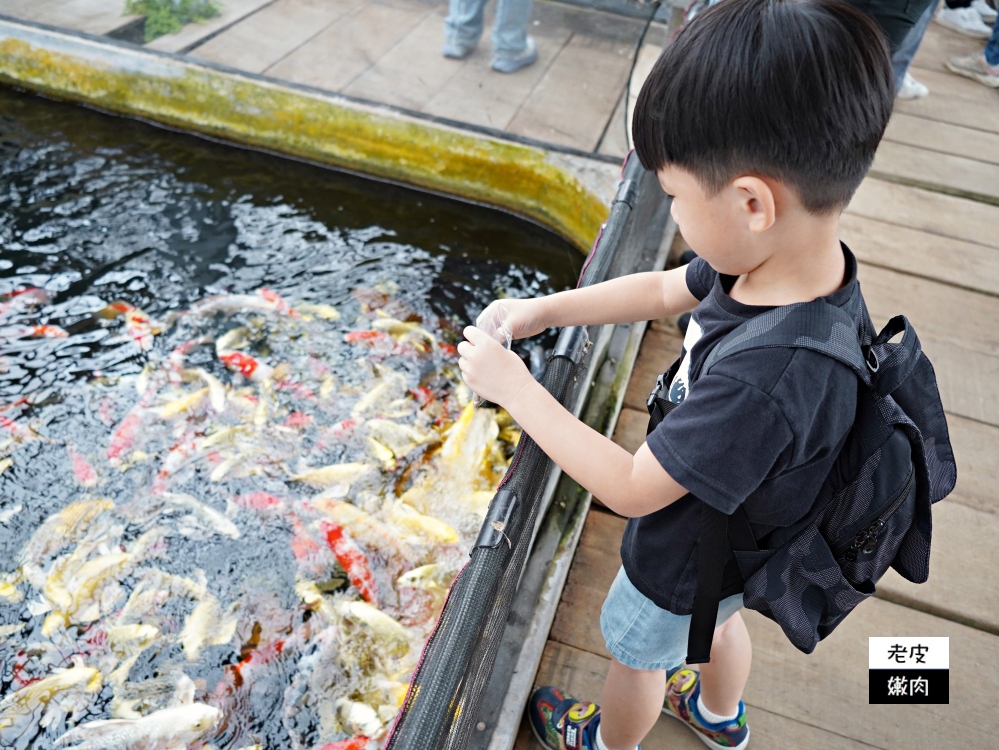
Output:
top-left (647, 299), bottom-right (956, 660)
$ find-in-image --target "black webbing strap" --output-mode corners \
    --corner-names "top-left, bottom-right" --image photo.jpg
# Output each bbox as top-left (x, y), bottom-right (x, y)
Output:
top-left (646, 354), bottom-right (683, 434)
top-left (686, 504), bottom-right (728, 663)
top-left (686, 503), bottom-right (757, 664)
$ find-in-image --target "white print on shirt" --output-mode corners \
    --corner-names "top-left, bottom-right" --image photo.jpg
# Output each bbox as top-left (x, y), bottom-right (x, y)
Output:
top-left (668, 316), bottom-right (703, 404)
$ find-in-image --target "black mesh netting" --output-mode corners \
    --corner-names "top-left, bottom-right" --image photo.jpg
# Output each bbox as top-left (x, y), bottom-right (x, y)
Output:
top-left (385, 353), bottom-right (581, 749)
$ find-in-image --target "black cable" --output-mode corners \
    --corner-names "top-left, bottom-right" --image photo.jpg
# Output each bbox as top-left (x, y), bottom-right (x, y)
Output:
top-left (624, 2), bottom-right (663, 151)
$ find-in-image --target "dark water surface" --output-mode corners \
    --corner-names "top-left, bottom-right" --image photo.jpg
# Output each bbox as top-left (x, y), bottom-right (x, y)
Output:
top-left (0, 86), bottom-right (581, 750)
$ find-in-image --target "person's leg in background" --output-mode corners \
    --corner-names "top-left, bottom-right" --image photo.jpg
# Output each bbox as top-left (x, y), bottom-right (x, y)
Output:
top-left (490, 0), bottom-right (537, 73)
top-left (894, 0), bottom-right (937, 98)
top-left (946, 10), bottom-right (999, 84)
top-left (443, 0), bottom-right (489, 59)
top-left (936, 0), bottom-right (995, 38)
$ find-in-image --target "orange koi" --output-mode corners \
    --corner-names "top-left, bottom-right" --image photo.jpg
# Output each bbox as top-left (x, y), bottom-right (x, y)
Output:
top-left (315, 418), bottom-right (363, 450)
top-left (219, 351), bottom-right (273, 382)
top-left (276, 380), bottom-right (315, 400)
top-left (317, 739), bottom-right (370, 750)
top-left (67, 446), bottom-right (98, 488)
top-left (0, 324), bottom-right (68, 339)
top-left (257, 288), bottom-right (299, 317)
top-left (232, 492), bottom-right (285, 512)
top-left (283, 411), bottom-right (312, 428)
top-left (320, 521), bottom-right (378, 607)
top-left (107, 387), bottom-right (157, 467)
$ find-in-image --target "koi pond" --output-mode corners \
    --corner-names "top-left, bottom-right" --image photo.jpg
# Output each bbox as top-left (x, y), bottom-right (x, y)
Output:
top-left (0, 85), bottom-right (582, 750)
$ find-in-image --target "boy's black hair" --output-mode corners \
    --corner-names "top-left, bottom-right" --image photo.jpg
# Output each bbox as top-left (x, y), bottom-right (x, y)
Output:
top-left (633, 0), bottom-right (893, 214)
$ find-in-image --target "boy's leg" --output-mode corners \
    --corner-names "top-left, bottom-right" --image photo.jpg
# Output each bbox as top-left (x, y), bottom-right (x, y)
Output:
top-left (597, 658), bottom-right (665, 750)
top-left (698, 611), bottom-right (753, 717)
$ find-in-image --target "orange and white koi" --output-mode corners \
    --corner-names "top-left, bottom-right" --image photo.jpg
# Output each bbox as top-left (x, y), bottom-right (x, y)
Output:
top-left (257, 288), bottom-right (299, 317)
top-left (107, 387), bottom-right (158, 467)
top-left (67, 446), bottom-right (98, 488)
top-left (317, 738), bottom-right (371, 750)
top-left (220, 351), bottom-right (273, 382)
top-left (0, 324), bottom-right (68, 339)
top-left (320, 520), bottom-right (379, 607)
top-left (102, 301), bottom-right (157, 350)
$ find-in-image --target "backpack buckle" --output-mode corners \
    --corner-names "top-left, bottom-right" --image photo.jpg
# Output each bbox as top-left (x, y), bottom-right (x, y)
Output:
top-left (862, 345), bottom-right (879, 373)
top-left (647, 372), bottom-right (668, 408)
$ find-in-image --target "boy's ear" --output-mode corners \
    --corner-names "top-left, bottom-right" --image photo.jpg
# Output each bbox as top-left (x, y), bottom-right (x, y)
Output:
top-left (731, 176), bottom-right (776, 233)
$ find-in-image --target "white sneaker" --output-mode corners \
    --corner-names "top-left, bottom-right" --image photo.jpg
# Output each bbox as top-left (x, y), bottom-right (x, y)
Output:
top-left (935, 7), bottom-right (993, 39)
top-left (946, 52), bottom-right (999, 87)
top-left (897, 72), bottom-right (930, 99)
top-left (972, 0), bottom-right (998, 23)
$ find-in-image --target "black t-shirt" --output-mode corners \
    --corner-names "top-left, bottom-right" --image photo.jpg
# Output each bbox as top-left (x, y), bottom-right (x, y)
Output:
top-left (620, 246), bottom-right (863, 614)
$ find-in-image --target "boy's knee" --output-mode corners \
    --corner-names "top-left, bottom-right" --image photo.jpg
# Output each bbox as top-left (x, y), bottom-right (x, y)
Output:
top-left (713, 611), bottom-right (745, 642)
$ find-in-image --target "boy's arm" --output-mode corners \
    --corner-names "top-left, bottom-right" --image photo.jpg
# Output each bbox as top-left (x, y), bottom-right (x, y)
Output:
top-left (458, 327), bottom-right (688, 517)
top-left (491, 266), bottom-right (699, 339)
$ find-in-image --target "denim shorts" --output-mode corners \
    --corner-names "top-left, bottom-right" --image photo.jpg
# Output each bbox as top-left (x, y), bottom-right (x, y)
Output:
top-left (599, 567), bottom-right (744, 671)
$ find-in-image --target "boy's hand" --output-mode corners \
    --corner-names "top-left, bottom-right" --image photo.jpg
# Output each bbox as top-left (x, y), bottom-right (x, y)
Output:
top-left (458, 326), bottom-right (535, 408)
top-left (477, 298), bottom-right (549, 340)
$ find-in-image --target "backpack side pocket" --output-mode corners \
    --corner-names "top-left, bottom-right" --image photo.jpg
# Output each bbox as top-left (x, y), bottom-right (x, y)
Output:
top-left (740, 523), bottom-right (874, 654)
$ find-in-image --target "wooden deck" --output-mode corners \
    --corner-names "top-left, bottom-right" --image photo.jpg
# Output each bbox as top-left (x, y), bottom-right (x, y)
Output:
top-left (516, 20), bottom-right (999, 750)
top-left (3, 0), bottom-right (671, 157)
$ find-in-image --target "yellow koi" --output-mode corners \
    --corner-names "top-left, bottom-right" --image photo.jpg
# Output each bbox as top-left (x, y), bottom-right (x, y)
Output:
top-left (0, 663), bottom-right (102, 730)
top-left (287, 462), bottom-right (373, 489)
top-left (159, 387), bottom-right (208, 419)
top-left (180, 594), bottom-right (239, 661)
top-left (387, 502), bottom-right (459, 545)
top-left (298, 302), bottom-right (340, 320)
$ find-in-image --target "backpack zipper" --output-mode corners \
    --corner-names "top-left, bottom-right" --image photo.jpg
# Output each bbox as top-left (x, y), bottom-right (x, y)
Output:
top-left (838, 467), bottom-right (915, 563)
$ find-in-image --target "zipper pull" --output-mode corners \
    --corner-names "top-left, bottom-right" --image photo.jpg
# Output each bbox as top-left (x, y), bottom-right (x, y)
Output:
top-left (861, 520), bottom-right (885, 555)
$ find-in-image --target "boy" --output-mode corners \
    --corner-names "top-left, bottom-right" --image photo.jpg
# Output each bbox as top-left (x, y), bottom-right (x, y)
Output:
top-left (455, 0), bottom-right (894, 748)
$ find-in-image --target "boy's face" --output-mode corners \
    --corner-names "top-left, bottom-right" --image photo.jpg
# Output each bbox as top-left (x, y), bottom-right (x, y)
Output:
top-left (656, 165), bottom-right (773, 277)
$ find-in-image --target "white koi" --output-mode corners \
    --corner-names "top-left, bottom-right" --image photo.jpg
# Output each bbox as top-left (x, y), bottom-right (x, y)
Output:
top-left (54, 702), bottom-right (221, 750)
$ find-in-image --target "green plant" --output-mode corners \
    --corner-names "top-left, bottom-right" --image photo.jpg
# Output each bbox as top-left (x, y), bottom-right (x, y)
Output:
top-left (124, 0), bottom-right (223, 42)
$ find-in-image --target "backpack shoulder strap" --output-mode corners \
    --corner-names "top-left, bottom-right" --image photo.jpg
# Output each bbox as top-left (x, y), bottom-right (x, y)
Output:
top-left (699, 300), bottom-right (872, 385)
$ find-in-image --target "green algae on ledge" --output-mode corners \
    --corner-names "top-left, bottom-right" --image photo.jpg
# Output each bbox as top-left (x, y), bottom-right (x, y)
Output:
top-left (0, 20), bottom-right (613, 252)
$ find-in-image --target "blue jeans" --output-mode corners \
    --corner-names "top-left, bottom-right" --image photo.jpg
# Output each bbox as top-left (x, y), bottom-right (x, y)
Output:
top-left (892, 0), bottom-right (937, 88)
top-left (445, 0), bottom-right (534, 60)
top-left (987, 13), bottom-right (999, 66)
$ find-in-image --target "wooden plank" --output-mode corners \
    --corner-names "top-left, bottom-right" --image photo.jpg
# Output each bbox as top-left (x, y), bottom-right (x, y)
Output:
top-left (857, 262), bottom-right (999, 359)
top-left (847, 178), bottom-right (999, 251)
top-left (507, 27), bottom-right (642, 151)
top-left (190, 0), bottom-right (361, 74)
top-left (910, 21), bottom-right (984, 77)
top-left (611, 406), bottom-right (648, 454)
top-left (420, 16), bottom-right (573, 129)
top-left (946, 414), bottom-right (999, 516)
top-left (839, 213), bottom-right (999, 297)
top-left (145, 0), bottom-right (275, 53)
top-left (871, 140), bottom-right (999, 202)
top-left (744, 598), bottom-right (998, 749)
top-left (920, 336), bottom-right (999, 427)
top-left (344, 9), bottom-right (469, 112)
top-left (893, 68), bottom-right (999, 135)
top-left (9, 0), bottom-right (140, 36)
top-left (265, 0), bottom-right (434, 93)
top-left (623, 327), bottom-right (684, 410)
top-left (877, 500), bottom-right (999, 632)
top-left (883, 113), bottom-right (999, 167)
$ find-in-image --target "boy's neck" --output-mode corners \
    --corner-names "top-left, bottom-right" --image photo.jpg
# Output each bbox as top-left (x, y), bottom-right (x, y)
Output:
top-left (728, 214), bottom-right (845, 308)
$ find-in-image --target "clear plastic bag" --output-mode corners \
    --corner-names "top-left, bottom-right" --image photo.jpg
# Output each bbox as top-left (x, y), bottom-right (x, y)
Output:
top-left (472, 302), bottom-right (513, 407)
